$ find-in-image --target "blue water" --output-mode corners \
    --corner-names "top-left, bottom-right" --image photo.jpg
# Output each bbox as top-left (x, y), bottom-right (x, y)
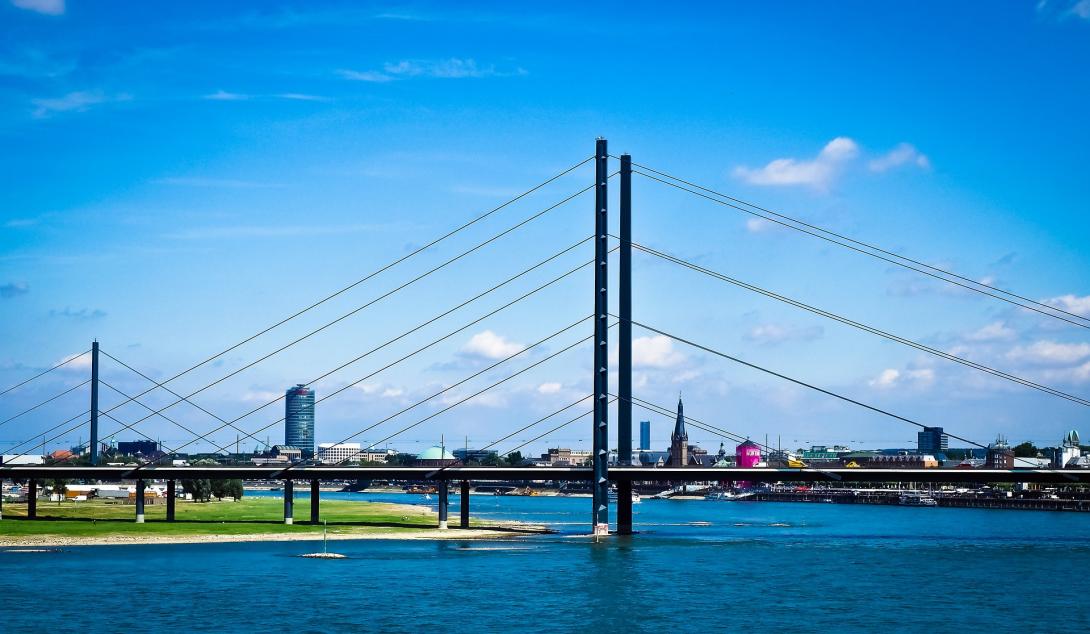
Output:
top-left (3, 492), bottom-right (1090, 633)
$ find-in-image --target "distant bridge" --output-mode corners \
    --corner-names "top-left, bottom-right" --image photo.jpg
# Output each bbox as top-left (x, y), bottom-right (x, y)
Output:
top-left (4, 465), bottom-right (1089, 485)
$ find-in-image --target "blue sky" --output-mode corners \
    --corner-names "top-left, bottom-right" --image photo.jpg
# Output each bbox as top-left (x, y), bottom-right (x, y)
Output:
top-left (1, 0), bottom-right (1089, 458)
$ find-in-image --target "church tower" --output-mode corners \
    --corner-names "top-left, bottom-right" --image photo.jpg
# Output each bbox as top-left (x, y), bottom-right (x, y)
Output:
top-left (670, 397), bottom-right (688, 467)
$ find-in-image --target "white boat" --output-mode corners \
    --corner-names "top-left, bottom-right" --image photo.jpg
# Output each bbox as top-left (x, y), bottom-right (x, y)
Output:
top-left (705, 490), bottom-right (755, 501)
top-left (608, 489), bottom-right (641, 504)
top-left (898, 492), bottom-right (938, 506)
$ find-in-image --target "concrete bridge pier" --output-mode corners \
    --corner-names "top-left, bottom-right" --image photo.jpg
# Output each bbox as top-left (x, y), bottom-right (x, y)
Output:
top-left (135, 479), bottom-right (146, 523)
top-left (0, 478), bottom-right (4, 520)
top-left (310, 479), bottom-right (320, 524)
top-left (459, 480), bottom-right (470, 528)
top-left (166, 480), bottom-right (176, 521)
top-left (284, 480), bottom-right (294, 525)
top-left (27, 479), bottom-right (37, 519)
top-left (438, 481), bottom-right (449, 530)
top-left (617, 481), bottom-right (633, 534)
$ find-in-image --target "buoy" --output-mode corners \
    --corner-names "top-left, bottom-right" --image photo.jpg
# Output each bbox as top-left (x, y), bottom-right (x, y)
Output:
top-left (299, 520), bottom-right (345, 559)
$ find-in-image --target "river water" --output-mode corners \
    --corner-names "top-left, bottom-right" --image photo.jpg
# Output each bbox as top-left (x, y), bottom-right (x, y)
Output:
top-left (3, 491), bottom-right (1089, 632)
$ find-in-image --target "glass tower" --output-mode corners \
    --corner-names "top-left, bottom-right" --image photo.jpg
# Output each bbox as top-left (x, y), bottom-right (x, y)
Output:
top-left (285, 384), bottom-right (315, 457)
top-left (917, 426), bottom-right (948, 454)
top-left (640, 420), bottom-right (651, 451)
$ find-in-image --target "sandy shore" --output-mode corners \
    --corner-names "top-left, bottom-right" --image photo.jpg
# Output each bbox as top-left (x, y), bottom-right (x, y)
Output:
top-left (0, 526), bottom-right (548, 548)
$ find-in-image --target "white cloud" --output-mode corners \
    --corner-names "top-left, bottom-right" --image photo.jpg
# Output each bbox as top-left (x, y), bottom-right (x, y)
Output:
top-left (153, 177), bottom-right (287, 189)
top-left (732, 137), bottom-right (859, 190)
top-left (868, 367), bottom-right (934, 389)
top-left (1007, 340), bottom-right (1090, 365)
top-left (202, 91), bottom-right (330, 102)
top-left (671, 369), bottom-right (701, 384)
top-left (280, 93), bottom-right (330, 101)
top-left (56, 352), bottom-right (91, 371)
top-left (0, 281), bottom-right (29, 299)
top-left (868, 143), bottom-right (931, 172)
top-left (869, 368), bottom-right (901, 388)
top-left (354, 382), bottom-right (405, 399)
top-left (203, 90), bottom-right (248, 101)
top-left (537, 382), bottom-right (562, 394)
top-left (11, 0), bottom-right (64, 15)
top-left (632, 335), bottom-right (686, 369)
top-left (241, 389), bottom-right (280, 403)
top-left (338, 69), bottom-right (396, 82)
top-left (745, 218), bottom-right (776, 233)
top-left (30, 91), bottom-right (129, 118)
top-left (461, 330), bottom-right (523, 360)
top-left (966, 321), bottom-right (1017, 342)
top-left (745, 323), bottom-right (823, 346)
top-left (339, 58), bottom-right (525, 83)
top-left (1038, 0), bottom-right (1090, 20)
top-left (1043, 294), bottom-right (1090, 317)
top-left (1042, 360), bottom-right (1090, 384)
top-left (164, 224), bottom-right (394, 240)
top-left (439, 389), bottom-right (507, 408)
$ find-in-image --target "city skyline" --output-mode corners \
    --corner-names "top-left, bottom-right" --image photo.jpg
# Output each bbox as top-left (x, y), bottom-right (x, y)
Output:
top-left (2, 1), bottom-right (1089, 457)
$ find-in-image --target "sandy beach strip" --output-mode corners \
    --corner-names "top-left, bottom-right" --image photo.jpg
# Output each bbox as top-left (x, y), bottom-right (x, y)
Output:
top-left (0, 524), bottom-right (550, 548)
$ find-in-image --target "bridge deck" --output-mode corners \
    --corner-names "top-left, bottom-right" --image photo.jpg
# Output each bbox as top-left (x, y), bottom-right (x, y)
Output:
top-left (1, 466), bottom-right (1087, 484)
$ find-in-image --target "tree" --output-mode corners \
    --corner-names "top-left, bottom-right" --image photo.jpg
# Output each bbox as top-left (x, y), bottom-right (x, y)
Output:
top-left (181, 478), bottom-right (212, 502)
top-left (387, 453), bottom-right (417, 466)
top-left (504, 451), bottom-right (524, 467)
top-left (227, 479), bottom-right (244, 500)
top-left (1013, 442), bottom-right (1038, 458)
top-left (478, 453), bottom-right (501, 467)
top-left (49, 478), bottom-right (68, 505)
top-left (210, 479), bottom-right (230, 500)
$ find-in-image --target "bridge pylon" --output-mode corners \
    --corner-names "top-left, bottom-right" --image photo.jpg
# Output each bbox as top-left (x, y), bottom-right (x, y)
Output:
top-left (592, 138), bottom-right (610, 536)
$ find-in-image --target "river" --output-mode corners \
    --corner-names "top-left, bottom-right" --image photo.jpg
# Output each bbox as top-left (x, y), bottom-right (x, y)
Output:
top-left (3, 491), bottom-right (1089, 632)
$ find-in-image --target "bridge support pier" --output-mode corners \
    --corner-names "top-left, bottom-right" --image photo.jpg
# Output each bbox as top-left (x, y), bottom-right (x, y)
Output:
top-left (310, 479), bottom-right (320, 524)
top-left (591, 137), bottom-right (610, 536)
top-left (617, 481), bottom-right (633, 534)
top-left (284, 480), bottom-right (294, 525)
top-left (27, 479), bottom-right (37, 519)
top-left (135, 479), bottom-right (146, 523)
top-left (438, 481), bottom-right (449, 530)
top-left (617, 152), bottom-right (634, 536)
top-left (0, 478), bottom-right (4, 520)
top-left (460, 480), bottom-right (470, 528)
top-left (166, 480), bottom-right (175, 521)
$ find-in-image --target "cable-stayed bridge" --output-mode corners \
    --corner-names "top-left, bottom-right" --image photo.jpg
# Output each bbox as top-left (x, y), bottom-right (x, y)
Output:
top-left (2, 139), bottom-right (1088, 535)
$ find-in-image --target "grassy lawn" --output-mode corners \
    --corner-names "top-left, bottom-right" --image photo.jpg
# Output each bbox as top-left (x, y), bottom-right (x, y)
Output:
top-left (0, 497), bottom-right (449, 538)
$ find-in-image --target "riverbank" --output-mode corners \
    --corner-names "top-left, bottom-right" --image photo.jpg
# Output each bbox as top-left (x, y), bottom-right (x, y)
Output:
top-left (745, 490), bottom-right (1090, 512)
top-left (0, 497), bottom-right (548, 547)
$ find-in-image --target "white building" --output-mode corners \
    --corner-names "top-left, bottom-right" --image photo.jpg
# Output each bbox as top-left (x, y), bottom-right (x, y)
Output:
top-left (1054, 430), bottom-right (1082, 468)
top-left (0, 454), bottom-right (43, 465)
top-left (316, 442), bottom-right (362, 464)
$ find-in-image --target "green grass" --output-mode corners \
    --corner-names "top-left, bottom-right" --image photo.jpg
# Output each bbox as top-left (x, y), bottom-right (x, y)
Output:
top-left (0, 497), bottom-right (456, 539)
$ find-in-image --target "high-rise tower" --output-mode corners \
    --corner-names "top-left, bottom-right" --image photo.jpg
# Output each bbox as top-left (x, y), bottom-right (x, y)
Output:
top-left (285, 384), bottom-right (315, 457)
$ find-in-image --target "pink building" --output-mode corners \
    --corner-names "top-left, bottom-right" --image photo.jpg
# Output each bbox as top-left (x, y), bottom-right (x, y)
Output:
top-left (736, 440), bottom-right (761, 468)
top-left (734, 440), bottom-right (762, 489)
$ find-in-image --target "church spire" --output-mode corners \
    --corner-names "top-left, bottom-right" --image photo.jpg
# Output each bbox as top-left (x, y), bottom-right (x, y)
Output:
top-left (672, 396), bottom-right (687, 442)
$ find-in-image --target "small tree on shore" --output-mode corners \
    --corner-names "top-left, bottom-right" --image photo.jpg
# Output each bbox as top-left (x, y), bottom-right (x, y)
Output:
top-left (227, 479), bottom-right (244, 500)
top-left (49, 478), bottom-right (68, 505)
top-left (181, 478), bottom-right (212, 502)
top-left (210, 479), bottom-right (229, 500)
